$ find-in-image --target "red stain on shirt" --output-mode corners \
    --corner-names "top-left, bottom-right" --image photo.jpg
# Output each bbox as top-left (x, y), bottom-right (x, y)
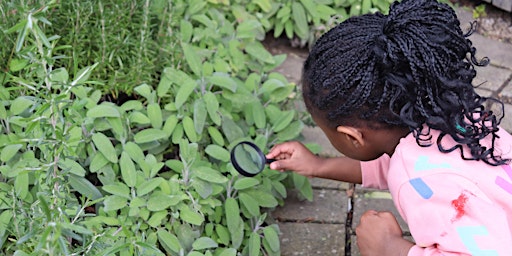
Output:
top-left (451, 193), bottom-right (468, 221)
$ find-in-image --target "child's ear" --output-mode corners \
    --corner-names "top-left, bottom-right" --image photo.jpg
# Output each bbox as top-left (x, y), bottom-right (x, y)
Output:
top-left (336, 126), bottom-right (365, 148)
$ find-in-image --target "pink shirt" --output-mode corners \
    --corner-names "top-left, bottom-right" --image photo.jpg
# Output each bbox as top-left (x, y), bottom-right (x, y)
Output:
top-left (361, 127), bottom-right (512, 255)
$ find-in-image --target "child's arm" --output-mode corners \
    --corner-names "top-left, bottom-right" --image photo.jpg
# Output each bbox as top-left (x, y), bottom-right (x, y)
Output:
top-left (266, 141), bottom-right (362, 184)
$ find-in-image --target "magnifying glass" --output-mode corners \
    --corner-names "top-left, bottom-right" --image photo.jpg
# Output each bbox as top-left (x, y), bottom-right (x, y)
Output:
top-left (230, 141), bottom-right (276, 177)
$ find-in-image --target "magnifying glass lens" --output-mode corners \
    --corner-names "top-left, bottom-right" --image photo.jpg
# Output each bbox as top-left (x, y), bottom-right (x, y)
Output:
top-left (232, 143), bottom-right (264, 175)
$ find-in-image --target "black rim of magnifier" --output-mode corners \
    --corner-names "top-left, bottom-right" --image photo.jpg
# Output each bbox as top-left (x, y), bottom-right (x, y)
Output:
top-left (230, 141), bottom-right (266, 177)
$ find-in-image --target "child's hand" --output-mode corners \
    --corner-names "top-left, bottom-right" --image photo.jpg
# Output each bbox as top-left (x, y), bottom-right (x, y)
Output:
top-left (266, 141), bottom-right (322, 177)
top-left (355, 211), bottom-right (414, 256)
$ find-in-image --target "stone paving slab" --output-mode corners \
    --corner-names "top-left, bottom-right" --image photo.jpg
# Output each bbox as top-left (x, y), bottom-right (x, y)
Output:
top-left (278, 222), bottom-right (345, 256)
top-left (473, 64), bottom-right (512, 90)
top-left (272, 188), bottom-right (348, 222)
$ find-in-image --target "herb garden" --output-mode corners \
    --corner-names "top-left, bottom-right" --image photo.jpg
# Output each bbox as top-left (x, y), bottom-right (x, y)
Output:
top-left (1, 0), bottom-right (396, 255)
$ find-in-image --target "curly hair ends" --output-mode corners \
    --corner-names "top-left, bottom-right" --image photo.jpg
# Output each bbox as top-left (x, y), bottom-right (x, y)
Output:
top-left (302, 0), bottom-right (508, 166)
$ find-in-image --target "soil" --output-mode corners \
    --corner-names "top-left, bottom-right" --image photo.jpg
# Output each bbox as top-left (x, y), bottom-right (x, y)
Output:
top-left (453, 0), bottom-right (512, 44)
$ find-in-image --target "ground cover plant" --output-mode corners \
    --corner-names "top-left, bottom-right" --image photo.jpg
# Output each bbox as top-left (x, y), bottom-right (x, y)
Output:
top-left (0, 0), bottom-right (396, 255)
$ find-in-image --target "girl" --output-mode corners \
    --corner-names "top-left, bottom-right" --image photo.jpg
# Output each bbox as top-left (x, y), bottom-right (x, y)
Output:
top-left (266, 0), bottom-right (512, 255)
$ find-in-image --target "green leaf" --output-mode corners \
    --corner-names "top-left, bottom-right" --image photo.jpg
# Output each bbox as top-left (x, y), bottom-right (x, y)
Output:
top-left (194, 166), bottom-right (228, 184)
top-left (123, 142), bottom-right (145, 164)
top-left (179, 204), bottom-right (204, 226)
top-left (92, 133), bottom-right (118, 163)
top-left (247, 190), bottom-right (278, 208)
top-left (300, 0), bottom-right (318, 18)
top-left (134, 83), bottom-right (153, 99)
top-left (134, 128), bottom-right (168, 144)
top-left (263, 226), bottom-right (280, 252)
top-left (245, 42), bottom-right (274, 64)
top-left (174, 77), bottom-right (197, 109)
top-left (147, 103), bottom-right (163, 129)
top-left (87, 104), bottom-right (121, 118)
top-left (157, 229), bottom-right (182, 254)
top-left (221, 116), bottom-right (244, 143)
top-left (253, 0), bottom-right (272, 12)
top-left (136, 178), bottom-right (164, 197)
top-left (276, 120), bottom-right (304, 141)
top-left (272, 110), bottom-right (295, 132)
top-left (129, 111), bottom-right (151, 124)
top-left (208, 126), bottom-right (225, 146)
top-left (120, 152), bottom-right (137, 187)
top-left (182, 43), bottom-right (202, 76)
top-left (90, 152), bottom-right (109, 173)
top-left (182, 116), bottom-right (198, 142)
top-left (71, 63), bottom-right (99, 86)
top-left (14, 172), bottom-right (28, 199)
top-left (192, 237), bottom-right (218, 250)
top-left (147, 193), bottom-right (182, 211)
top-left (209, 73), bottom-right (237, 92)
top-left (10, 97), bottom-right (33, 115)
top-left (193, 99), bottom-right (207, 134)
top-left (249, 232), bottom-right (261, 256)
top-left (239, 192), bottom-right (260, 217)
top-left (216, 225), bottom-right (230, 246)
top-left (68, 174), bottom-right (103, 200)
top-left (205, 144), bottom-right (230, 162)
top-left (58, 158), bottom-right (86, 176)
top-left (103, 195), bottom-right (128, 212)
top-left (1, 144), bottom-right (22, 162)
top-left (9, 58), bottom-right (28, 72)
top-left (233, 177), bottom-right (260, 190)
top-left (204, 92), bottom-right (221, 125)
top-left (162, 115), bottom-right (179, 137)
top-left (292, 2), bottom-right (309, 39)
top-left (102, 182), bottom-right (130, 199)
top-left (250, 101), bottom-right (266, 129)
top-left (180, 20), bottom-right (193, 43)
top-left (225, 197), bottom-right (243, 248)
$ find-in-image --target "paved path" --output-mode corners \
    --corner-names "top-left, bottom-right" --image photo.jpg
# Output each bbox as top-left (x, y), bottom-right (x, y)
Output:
top-left (265, 7), bottom-right (512, 256)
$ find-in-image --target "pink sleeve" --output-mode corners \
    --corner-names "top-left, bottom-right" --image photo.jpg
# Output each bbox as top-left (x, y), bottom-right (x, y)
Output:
top-left (360, 154), bottom-right (390, 189)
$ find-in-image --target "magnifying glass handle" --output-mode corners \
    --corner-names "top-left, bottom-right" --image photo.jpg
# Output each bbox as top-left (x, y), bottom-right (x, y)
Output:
top-left (266, 158), bottom-right (276, 164)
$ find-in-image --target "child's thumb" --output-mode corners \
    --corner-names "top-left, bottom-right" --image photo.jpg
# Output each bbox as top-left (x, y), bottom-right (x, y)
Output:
top-left (269, 159), bottom-right (292, 171)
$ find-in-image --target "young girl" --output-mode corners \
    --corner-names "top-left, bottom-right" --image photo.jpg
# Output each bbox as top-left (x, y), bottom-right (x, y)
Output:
top-left (266, 0), bottom-right (512, 255)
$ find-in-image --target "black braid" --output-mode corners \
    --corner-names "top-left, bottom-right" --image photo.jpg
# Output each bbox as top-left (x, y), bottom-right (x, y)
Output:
top-left (302, 0), bottom-right (509, 166)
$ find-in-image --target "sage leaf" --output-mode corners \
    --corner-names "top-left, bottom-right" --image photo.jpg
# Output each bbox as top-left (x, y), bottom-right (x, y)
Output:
top-left (92, 133), bottom-right (118, 163)
top-left (120, 152), bottom-right (137, 187)
top-left (175, 77), bottom-right (197, 109)
top-left (87, 105), bottom-right (120, 118)
top-left (193, 99), bottom-right (207, 134)
top-left (205, 144), bottom-right (230, 162)
top-left (182, 43), bottom-right (202, 77)
top-left (179, 204), bottom-right (204, 226)
top-left (68, 174), bottom-right (103, 200)
top-left (239, 192), bottom-right (260, 217)
top-left (233, 177), bottom-right (260, 190)
top-left (263, 226), bottom-right (280, 252)
top-left (1, 144), bottom-right (22, 162)
top-left (10, 97), bottom-right (33, 115)
top-left (192, 237), bottom-right (218, 250)
top-left (136, 177), bottom-right (163, 197)
top-left (103, 195), bottom-right (128, 212)
top-left (194, 166), bottom-right (228, 184)
top-left (134, 128), bottom-right (167, 144)
top-left (147, 103), bottom-right (163, 129)
top-left (157, 229), bottom-right (182, 254)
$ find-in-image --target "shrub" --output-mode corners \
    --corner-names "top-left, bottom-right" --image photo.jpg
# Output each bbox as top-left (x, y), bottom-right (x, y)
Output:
top-left (0, 1), bottom-right (314, 255)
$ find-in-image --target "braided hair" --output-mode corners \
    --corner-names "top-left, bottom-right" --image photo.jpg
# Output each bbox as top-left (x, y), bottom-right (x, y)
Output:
top-left (302, 0), bottom-right (508, 166)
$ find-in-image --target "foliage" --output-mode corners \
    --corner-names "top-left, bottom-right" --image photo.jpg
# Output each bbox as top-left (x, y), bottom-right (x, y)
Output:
top-left (0, 1), bottom-right (319, 255)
